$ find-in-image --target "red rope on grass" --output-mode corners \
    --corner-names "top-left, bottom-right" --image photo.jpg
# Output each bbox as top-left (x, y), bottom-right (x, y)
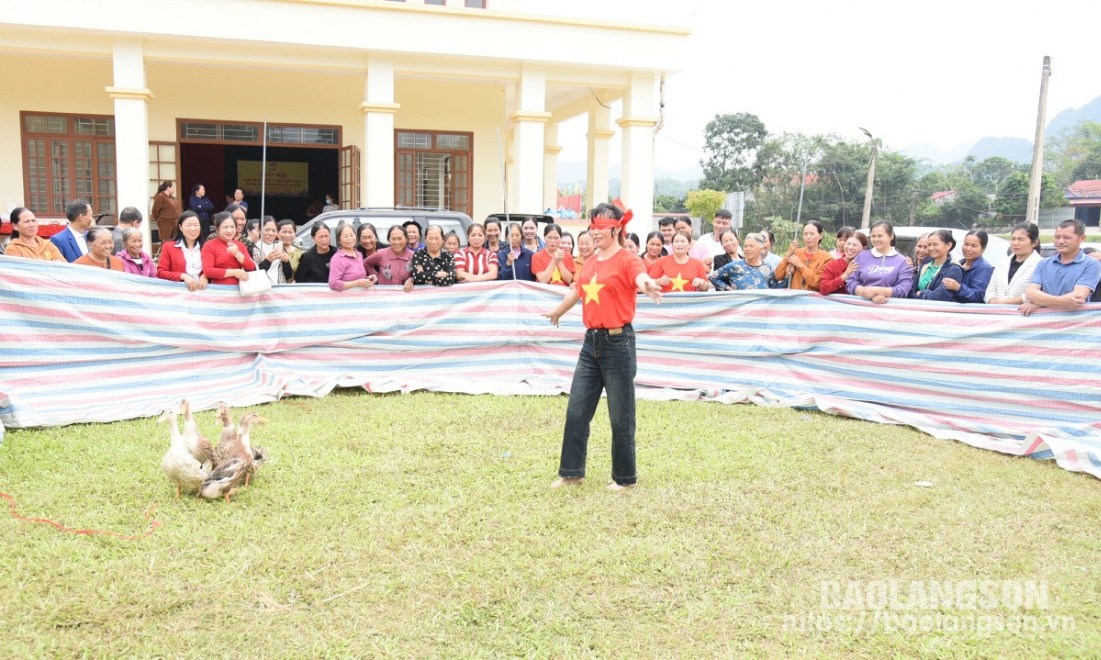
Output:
top-left (1, 491), bottom-right (162, 540)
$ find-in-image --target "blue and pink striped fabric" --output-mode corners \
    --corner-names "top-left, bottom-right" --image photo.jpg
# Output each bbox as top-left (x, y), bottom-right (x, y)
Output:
top-left (2, 257), bottom-right (1099, 479)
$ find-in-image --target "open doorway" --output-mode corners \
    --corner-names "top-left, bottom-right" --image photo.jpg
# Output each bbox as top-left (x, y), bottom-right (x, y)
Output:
top-left (177, 120), bottom-right (348, 224)
top-left (180, 144), bottom-right (338, 223)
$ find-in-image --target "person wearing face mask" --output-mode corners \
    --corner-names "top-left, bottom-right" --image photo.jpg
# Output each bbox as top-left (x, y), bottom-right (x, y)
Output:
top-left (322, 194), bottom-right (339, 213)
top-left (845, 221), bottom-right (913, 303)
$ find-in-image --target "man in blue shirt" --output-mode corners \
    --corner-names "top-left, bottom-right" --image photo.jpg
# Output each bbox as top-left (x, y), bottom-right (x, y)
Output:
top-left (1019, 219), bottom-right (1101, 315)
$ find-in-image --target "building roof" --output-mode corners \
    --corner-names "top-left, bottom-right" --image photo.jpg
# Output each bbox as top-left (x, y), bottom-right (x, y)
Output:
top-left (1066, 180), bottom-right (1101, 206)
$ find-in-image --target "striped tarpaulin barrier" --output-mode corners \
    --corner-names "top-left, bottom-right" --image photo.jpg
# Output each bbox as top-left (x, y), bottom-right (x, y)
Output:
top-left (1, 257), bottom-right (1099, 479)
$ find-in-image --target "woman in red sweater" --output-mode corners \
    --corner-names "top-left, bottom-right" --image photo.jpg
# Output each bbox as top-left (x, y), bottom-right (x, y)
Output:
top-left (201, 211), bottom-right (257, 285)
top-left (819, 231), bottom-right (867, 295)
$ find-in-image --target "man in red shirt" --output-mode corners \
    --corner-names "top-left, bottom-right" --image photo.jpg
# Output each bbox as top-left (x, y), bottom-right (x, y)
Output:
top-left (545, 203), bottom-right (662, 491)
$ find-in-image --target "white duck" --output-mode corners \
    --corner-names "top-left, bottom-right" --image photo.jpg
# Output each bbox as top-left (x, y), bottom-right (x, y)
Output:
top-left (159, 406), bottom-right (210, 499)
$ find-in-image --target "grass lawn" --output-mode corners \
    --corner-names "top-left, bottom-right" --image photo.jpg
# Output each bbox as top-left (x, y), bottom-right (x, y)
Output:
top-left (1, 391), bottom-right (1099, 656)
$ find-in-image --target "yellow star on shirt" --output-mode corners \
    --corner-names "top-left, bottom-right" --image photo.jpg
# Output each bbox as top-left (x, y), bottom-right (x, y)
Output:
top-left (670, 271), bottom-right (688, 292)
top-left (550, 267), bottom-right (563, 284)
top-left (582, 274), bottom-right (605, 304)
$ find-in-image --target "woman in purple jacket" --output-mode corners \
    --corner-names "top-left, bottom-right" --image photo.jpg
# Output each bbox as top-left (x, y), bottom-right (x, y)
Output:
top-left (328, 223), bottom-right (376, 292)
top-left (115, 227), bottom-right (157, 278)
top-left (845, 220), bottom-right (913, 304)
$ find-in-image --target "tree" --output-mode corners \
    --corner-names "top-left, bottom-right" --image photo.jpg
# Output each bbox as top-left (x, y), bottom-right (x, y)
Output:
top-left (750, 132), bottom-right (826, 225)
top-left (699, 113), bottom-right (767, 193)
top-left (992, 171), bottom-right (1063, 222)
top-left (1048, 121), bottom-right (1101, 187)
top-left (971, 156), bottom-right (1025, 195)
top-left (654, 194), bottom-right (687, 214)
top-left (685, 189), bottom-right (726, 230)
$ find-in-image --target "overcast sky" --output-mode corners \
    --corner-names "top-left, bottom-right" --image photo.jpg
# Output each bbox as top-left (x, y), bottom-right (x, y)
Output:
top-left (558, 0), bottom-right (1100, 172)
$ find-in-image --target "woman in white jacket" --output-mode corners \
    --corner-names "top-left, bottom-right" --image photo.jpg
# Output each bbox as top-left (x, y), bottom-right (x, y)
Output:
top-left (985, 222), bottom-right (1043, 304)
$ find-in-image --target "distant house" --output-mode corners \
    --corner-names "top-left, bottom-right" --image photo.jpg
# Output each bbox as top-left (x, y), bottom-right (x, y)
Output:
top-left (931, 190), bottom-right (957, 205)
top-left (1065, 180), bottom-right (1101, 227)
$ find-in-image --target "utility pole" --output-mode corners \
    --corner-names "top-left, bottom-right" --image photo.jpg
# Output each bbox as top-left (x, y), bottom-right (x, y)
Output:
top-left (1025, 56), bottom-right (1052, 226)
top-left (859, 127), bottom-right (878, 230)
top-left (796, 150), bottom-right (809, 224)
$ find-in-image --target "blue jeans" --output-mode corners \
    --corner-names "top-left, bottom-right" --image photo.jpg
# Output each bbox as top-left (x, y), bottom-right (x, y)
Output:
top-left (558, 325), bottom-right (637, 486)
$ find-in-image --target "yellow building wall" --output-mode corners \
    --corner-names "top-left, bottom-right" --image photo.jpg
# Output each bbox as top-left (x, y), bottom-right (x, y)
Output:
top-left (0, 54), bottom-right (115, 217)
top-left (4, 55), bottom-right (521, 223)
top-left (395, 79), bottom-right (507, 221)
top-left (144, 62), bottom-right (365, 144)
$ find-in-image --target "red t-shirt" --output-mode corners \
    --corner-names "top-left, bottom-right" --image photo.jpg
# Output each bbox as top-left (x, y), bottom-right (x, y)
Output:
top-left (531, 249), bottom-right (575, 286)
top-left (575, 248), bottom-right (646, 329)
top-left (647, 255), bottom-right (707, 293)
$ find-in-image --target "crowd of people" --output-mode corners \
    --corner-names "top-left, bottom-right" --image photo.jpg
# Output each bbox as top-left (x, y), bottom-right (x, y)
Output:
top-left (4, 194), bottom-right (1100, 315)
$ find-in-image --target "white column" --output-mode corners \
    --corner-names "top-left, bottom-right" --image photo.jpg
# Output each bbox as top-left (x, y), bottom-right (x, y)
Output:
top-left (106, 38), bottom-right (153, 250)
top-left (618, 71), bottom-right (661, 237)
top-left (510, 66), bottom-right (549, 213)
top-left (503, 83), bottom-right (517, 212)
top-left (585, 104), bottom-right (613, 213)
top-left (543, 123), bottom-right (561, 214)
top-left (360, 56), bottom-right (399, 207)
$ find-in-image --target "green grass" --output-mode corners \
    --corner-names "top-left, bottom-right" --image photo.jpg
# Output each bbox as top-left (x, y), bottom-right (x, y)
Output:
top-left (2, 391), bottom-right (1099, 656)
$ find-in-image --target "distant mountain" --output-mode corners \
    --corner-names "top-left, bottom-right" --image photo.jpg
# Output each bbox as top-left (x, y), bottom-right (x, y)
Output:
top-left (902, 93), bottom-right (1101, 165)
top-left (902, 141), bottom-right (971, 164)
top-left (967, 137), bottom-right (1033, 163)
top-left (1046, 94), bottom-right (1101, 139)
